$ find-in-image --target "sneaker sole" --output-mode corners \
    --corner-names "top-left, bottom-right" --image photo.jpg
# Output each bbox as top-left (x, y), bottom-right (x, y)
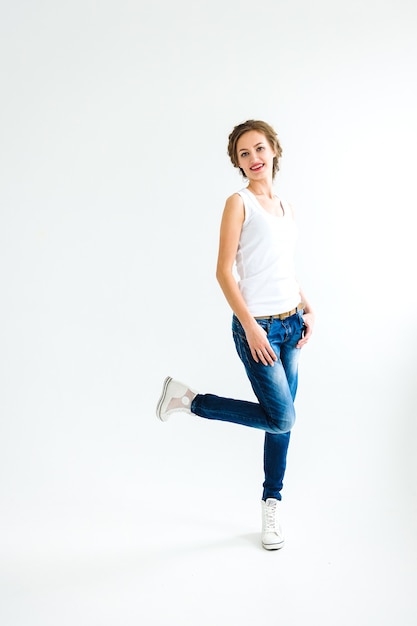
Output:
top-left (156, 376), bottom-right (172, 421)
top-left (262, 540), bottom-right (285, 551)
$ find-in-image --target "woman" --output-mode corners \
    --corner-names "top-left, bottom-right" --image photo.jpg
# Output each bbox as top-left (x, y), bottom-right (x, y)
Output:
top-left (156, 119), bottom-right (314, 550)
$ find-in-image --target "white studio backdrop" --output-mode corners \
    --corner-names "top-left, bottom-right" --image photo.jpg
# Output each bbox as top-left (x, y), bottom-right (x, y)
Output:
top-left (1, 1), bottom-right (417, 625)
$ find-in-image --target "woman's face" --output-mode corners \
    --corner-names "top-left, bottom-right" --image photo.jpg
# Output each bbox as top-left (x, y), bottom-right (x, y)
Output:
top-left (236, 130), bottom-right (276, 180)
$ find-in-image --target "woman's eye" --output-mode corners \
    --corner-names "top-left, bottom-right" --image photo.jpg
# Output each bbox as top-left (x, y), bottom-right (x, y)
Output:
top-left (257, 146), bottom-right (265, 151)
top-left (240, 152), bottom-right (249, 158)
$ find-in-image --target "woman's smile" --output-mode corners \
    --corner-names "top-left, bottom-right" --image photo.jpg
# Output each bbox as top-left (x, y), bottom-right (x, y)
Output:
top-left (250, 162), bottom-right (264, 172)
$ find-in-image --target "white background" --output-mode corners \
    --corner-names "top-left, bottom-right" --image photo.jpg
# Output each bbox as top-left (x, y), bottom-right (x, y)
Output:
top-left (1, 1), bottom-right (416, 624)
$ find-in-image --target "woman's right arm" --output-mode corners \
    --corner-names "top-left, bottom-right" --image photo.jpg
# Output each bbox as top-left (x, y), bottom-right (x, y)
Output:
top-left (215, 194), bottom-right (277, 366)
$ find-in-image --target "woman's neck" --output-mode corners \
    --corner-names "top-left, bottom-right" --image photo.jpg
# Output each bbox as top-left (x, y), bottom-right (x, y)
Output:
top-left (246, 181), bottom-right (275, 198)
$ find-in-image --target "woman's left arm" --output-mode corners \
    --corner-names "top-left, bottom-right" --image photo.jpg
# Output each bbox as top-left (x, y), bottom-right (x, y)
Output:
top-left (297, 288), bottom-right (315, 348)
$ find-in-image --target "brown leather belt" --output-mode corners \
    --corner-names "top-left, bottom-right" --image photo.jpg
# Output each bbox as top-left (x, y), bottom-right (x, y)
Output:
top-left (255, 303), bottom-right (304, 321)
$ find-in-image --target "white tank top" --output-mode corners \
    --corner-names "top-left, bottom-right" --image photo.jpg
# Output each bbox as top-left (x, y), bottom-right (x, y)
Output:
top-left (235, 188), bottom-right (301, 317)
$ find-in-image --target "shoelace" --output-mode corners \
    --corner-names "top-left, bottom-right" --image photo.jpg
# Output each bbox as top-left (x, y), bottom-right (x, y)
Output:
top-left (264, 502), bottom-right (278, 531)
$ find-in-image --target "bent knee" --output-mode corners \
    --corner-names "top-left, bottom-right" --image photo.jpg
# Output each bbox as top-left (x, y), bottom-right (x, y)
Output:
top-left (268, 408), bottom-right (296, 434)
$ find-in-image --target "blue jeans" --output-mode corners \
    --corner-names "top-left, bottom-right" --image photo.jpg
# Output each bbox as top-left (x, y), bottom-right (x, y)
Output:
top-left (191, 311), bottom-right (304, 500)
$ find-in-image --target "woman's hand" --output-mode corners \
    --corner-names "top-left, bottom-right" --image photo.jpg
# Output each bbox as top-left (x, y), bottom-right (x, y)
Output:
top-left (296, 312), bottom-right (315, 349)
top-left (244, 321), bottom-right (277, 366)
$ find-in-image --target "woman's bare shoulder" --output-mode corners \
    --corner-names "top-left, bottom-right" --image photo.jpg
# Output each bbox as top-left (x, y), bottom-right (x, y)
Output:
top-left (224, 191), bottom-right (244, 211)
top-left (220, 192), bottom-right (245, 226)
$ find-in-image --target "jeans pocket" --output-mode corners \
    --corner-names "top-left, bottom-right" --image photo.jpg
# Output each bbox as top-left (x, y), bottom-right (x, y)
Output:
top-left (297, 310), bottom-right (306, 339)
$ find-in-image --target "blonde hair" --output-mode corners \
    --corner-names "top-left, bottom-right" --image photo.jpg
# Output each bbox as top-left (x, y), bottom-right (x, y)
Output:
top-left (227, 119), bottom-right (283, 179)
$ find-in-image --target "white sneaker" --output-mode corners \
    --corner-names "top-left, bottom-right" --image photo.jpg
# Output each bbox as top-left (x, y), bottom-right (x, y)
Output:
top-left (156, 376), bottom-right (198, 422)
top-left (261, 498), bottom-right (285, 550)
